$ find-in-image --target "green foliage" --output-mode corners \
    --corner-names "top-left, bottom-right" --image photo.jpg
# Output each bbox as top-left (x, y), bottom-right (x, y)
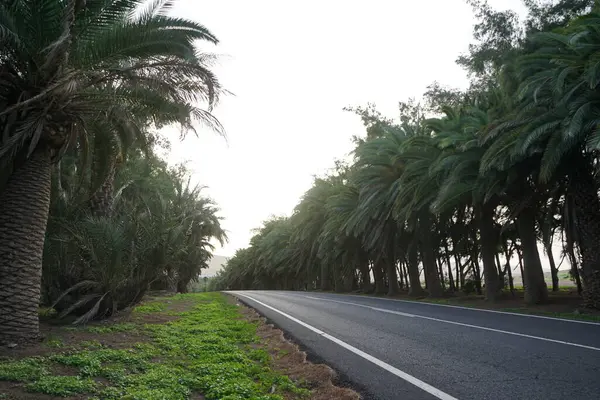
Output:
top-left (0, 358), bottom-right (48, 382)
top-left (0, 0), bottom-right (228, 345)
top-left (134, 302), bottom-right (167, 314)
top-left (0, 294), bottom-right (308, 399)
top-left (46, 336), bottom-right (64, 348)
top-left (26, 376), bottom-right (97, 396)
top-left (85, 323), bottom-right (137, 334)
top-left (42, 150), bottom-right (226, 322)
top-left (217, 0), bottom-right (600, 307)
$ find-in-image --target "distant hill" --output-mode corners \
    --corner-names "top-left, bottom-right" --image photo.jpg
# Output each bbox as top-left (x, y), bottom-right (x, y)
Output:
top-left (203, 254), bottom-right (228, 277)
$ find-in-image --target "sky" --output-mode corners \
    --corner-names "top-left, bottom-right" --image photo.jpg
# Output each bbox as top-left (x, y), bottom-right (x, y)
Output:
top-left (165, 0), bottom-right (527, 258)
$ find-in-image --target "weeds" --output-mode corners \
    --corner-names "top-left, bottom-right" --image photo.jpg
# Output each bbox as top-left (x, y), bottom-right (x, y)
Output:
top-left (133, 301), bottom-right (167, 314)
top-left (0, 293), bottom-right (309, 399)
top-left (85, 322), bottom-right (137, 334)
top-left (26, 375), bottom-right (96, 396)
top-left (0, 358), bottom-right (48, 382)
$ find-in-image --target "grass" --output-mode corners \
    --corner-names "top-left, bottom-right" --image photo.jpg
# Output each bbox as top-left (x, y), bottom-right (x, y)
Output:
top-left (84, 322), bottom-right (137, 334)
top-left (0, 293), bottom-right (311, 399)
top-left (132, 301), bottom-right (167, 314)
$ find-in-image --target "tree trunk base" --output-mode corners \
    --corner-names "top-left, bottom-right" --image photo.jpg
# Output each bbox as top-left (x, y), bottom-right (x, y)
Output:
top-left (408, 287), bottom-right (426, 297)
top-left (582, 271), bottom-right (600, 309)
top-left (0, 148), bottom-right (52, 345)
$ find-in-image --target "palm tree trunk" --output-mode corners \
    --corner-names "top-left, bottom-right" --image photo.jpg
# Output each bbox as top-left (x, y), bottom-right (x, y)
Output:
top-left (407, 240), bottom-right (425, 296)
top-left (386, 238), bottom-right (400, 295)
top-left (373, 260), bottom-right (386, 294)
top-left (89, 159), bottom-right (116, 217)
top-left (472, 254), bottom-right (483, 295)
top-left (320, 262), bottom-right (330, 291)
top-left (89, 132), bottom-right (119, 217)
top-left (387, 259), bottom-right (399, 295)
top-left (397, 264), bottom-right (404, 290)
top-left (343, 271), bottom-right (354, 292)
top-left (0, 148), bottom-right (52, 344)
top-left (444, 241), bottom-right (455, 292)
top-left (569, 161), bottom-right (600, 308)
top-left (516, 245), bottom-right (525, 282)
top-left (503, 242), bottom-right (515, 295)
top-left (476, 202), bottom-right (501, 301)
top-left (420, 212), bottom-right (443, 298)
top-left (546, 242), bottom-right (559, 292)
top-left (454, 253), bottom-right (462, 291)
top-left (177, 278), bottom-right (190, 293)
top-left (495, 252), bottom-right (504, 289)
top-left (437, 257), bottom-right (446, 290)
top-left (359, 262), bottom-right (371, 292)
top-left (333, 266), bottom-right (344, 293)
top-left (516, 207), bottom-right (548, 304)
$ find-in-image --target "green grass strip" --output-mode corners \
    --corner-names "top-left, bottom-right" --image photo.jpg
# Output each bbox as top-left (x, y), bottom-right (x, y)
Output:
top-left (0, 293), bottom-right (309, 400)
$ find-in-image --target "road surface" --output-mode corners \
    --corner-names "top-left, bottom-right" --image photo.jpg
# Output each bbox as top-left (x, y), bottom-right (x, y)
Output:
top-left (226, 291), bottom-right (600, 400)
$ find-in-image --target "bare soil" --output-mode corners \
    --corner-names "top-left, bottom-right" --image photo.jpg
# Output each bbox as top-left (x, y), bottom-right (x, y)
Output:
top-left (232, 299), bottom-right (360, 400)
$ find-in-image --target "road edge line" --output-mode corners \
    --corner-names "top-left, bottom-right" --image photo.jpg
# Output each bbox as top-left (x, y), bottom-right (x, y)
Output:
top-left (228, 291), bottom-right (459, 400)
top-left (333, 293), bottom-right (600, 326)
top-left (304, 294), bottom-right (600, 351)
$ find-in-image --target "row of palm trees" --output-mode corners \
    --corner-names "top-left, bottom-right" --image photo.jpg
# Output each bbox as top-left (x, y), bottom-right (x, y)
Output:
top-left (0, 0), bottom-right (226, 344)
top-left (215, 1), bottom-right (600, 309)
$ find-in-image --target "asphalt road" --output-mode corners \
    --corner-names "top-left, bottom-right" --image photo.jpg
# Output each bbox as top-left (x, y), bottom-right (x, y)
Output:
top-left (226, 291), bottom-right (600, 400)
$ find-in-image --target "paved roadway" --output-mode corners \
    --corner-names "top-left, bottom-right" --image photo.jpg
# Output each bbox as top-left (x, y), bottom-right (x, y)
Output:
top-left (226, 291), bottom-right (600, 400)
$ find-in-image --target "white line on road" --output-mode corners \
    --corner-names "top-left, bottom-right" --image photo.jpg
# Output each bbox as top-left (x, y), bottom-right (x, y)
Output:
top-left (305, 296), bottom-right (416, 317)
top-left (303, 295), bottom-right (600, 352)
top-left (337, 293), bottom-right (600, 326)
top-left (231, 292), bottom-right (459, 400)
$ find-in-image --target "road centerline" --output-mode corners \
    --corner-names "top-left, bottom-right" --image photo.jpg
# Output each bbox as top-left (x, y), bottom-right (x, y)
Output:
top-left (232, 292), bottom-right (459, 400)
top-left (305, 295), bottom-right (416, 317)
top-left (304, 295), bottom-right (600, 352)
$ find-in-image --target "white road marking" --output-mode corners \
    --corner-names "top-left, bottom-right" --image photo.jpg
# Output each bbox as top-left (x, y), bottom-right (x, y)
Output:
top-left (336, 293), bottom-right (600, 326)
top-left (303, 295), bottom-right (600, 352)
top-left (305, 296), bottom-right (416, 317)
top-left (231, 292), bottom-right (459, 400)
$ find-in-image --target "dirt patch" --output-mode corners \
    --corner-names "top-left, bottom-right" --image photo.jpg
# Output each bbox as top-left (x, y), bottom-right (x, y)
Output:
top-left (0, 323), bottom-right (146, 360)
top-left (233, 299), bottom-right (360, 400)
top-left (0, 381), bottom-right (84, 400)
top-left (0, 296), bottom-right (197, 359)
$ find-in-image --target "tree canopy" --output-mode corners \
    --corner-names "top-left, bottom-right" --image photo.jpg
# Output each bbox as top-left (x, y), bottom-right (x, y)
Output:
top-left (215, 0), bottom-right (600, 309)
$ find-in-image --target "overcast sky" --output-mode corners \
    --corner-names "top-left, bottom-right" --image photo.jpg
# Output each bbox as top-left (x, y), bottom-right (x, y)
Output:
top-left (165, 0), bottom-right (527, 257)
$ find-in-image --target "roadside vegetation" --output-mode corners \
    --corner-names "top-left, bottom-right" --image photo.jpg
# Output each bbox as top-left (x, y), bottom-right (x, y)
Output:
top-left (0, 293), bottom-right (357, 399)
top-left (215, 0), bottom-right (600, 315)
top-left (0, 0), bottom-right (228, 345)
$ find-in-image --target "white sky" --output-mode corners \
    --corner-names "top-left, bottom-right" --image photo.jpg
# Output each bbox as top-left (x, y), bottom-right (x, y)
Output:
top-left (166, 0), bottom-right (527, 257)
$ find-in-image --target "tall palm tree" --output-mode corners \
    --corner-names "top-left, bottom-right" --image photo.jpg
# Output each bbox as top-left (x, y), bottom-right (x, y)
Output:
top-left (322, 181), bottom-right (371, 292)
top-left (427, 107), bottom-right (496, 300)
top-left (292, 178), bottom-right (335, 290)
top-left (484, 10), bottom-right (600, 307)
top-left (0, 0), bottom-right (223, 343)
top-left (352, 127), bottom-right (433, 296)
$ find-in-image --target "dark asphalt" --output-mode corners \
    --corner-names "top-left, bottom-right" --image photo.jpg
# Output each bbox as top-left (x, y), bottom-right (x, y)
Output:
top-left (226, 291), bottom-right (600, 400)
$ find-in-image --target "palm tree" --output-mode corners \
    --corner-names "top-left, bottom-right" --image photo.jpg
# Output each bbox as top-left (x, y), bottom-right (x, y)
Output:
top-left (0, 0), bottom-right (223, 343)
top-left (292, 179), bottom-right (336, 290)
top-left (322, 181), bottom-right (371, 292)
top-left (352, 126), bottom-right (433, 296)
top-left (484, 10), bottom-right (600, 307)
top-left (427, 107), bottom-right (497, 300)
